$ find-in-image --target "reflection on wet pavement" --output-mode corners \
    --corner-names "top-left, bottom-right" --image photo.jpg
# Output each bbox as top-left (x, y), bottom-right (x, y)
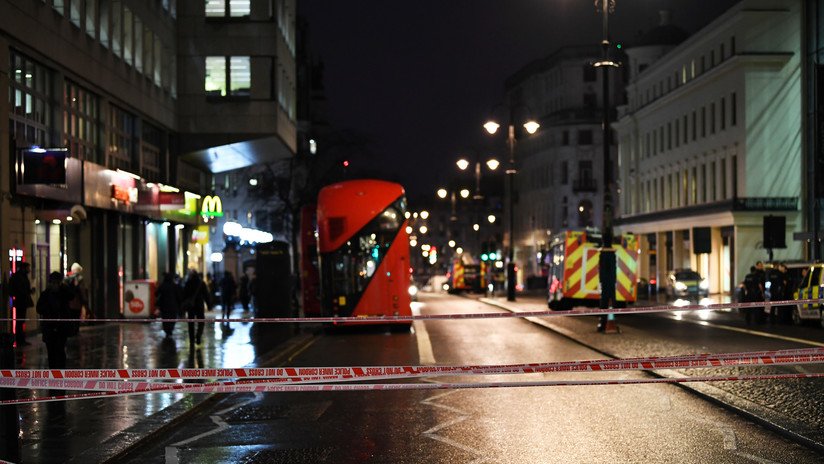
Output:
top-left (12, 309), bottom-right (298, 463)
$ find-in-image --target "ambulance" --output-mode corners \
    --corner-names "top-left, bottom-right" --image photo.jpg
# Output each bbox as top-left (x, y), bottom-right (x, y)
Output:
top-left (545, 229), bottom-right (640, 310)
top-left (445, 254), bottom-right (481, 294)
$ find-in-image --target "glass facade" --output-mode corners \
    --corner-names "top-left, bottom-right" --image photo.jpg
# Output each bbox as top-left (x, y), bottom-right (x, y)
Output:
top-left (63, 80), bottom-right (99, 162)
top-left (9, 51), bottom-right (53, 147)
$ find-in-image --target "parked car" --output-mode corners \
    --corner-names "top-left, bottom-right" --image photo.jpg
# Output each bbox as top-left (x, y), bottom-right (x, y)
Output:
top-left (666, 269), bottom-right (709, 299)
top-left (791, 263), bottom-right (824, 327)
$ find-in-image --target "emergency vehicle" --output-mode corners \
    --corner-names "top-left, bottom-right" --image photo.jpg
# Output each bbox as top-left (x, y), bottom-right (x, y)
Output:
top-left (791, 263), bottom-right (824, 327)
top-left (445, 254), bottom-right (482, 294)
top-left (545, 229), bottom-right (640, 310)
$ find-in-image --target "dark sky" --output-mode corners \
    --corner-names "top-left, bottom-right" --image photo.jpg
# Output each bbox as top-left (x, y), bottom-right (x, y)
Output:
top-left (297, 0), bottom-right (740, 198)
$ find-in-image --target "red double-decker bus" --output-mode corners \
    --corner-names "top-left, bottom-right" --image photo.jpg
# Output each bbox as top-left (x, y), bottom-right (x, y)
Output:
top-left (317, 179), bottom-right (411, 329)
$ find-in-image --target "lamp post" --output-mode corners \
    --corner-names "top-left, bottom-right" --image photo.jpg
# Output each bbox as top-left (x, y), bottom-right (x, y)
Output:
top-left (484, 114), bottom-right (539, 301)
top-left (595, 0), bottom-right (620, 331)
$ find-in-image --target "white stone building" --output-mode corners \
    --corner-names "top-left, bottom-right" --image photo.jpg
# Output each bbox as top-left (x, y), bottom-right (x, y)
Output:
top-left (614, 0), bottom-right (803, 295)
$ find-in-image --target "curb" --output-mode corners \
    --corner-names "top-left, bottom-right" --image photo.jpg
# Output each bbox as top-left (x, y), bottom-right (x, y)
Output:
top-left (95, 328), bottom-right (322, 463)
top-left (478, 297), bottom-right (824, 455)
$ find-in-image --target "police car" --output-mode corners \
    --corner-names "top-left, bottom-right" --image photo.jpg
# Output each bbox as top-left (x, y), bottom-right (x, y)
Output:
top-left (791, 263), bottom-right (824, 327)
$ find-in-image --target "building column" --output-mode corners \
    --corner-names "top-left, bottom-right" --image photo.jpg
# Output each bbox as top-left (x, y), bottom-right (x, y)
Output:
top-left (0, 39), bottom-right (11, 327)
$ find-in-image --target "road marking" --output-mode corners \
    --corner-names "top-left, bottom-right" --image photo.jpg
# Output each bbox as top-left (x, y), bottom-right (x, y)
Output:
top-left (165, 393), bottom-right (263, 464)
top-left (413, 303), bottom-right (436, 365)
top-left (420, 388), bottom-right (489, 463)
top-left (661, 315), bottom-right (824, 347)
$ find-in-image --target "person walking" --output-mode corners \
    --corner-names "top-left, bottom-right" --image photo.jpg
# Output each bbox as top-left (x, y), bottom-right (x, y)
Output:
top-left (64, 262), bottom-right (89, 319)
top-left (220, 272), bottom-right (237, 320)
top-left (182, 270), bottom-right (210, 349)
top-left (36, 272), bottom-right (74, 368)
top-left (766, 263), bottom-right (787, 323)
top-left (9, 262), bottom-right (35, 347)
top-left (156, 272), bottom-right (183, 338)
top-left (239, 272), bottom-right (251, 313)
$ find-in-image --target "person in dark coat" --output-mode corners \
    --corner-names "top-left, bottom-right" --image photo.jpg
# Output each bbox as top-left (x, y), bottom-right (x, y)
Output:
top-left (9, 262), bottom-right (35, 347)
top-left (742, 266), bottom-right (764, 325)
top-left (36, 272), bottom-right (73, 368)
top-left (156, 272), bottom-right (183, 338)
top-left (220, 272), bottom-right (237, 320)
top-left (182, 270), bottom-right (210, 348)
top-left (239, 273), bottom-right (251, 312)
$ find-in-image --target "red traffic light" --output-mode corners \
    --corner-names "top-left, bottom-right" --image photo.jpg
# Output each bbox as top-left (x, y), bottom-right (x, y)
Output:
top-left (343, 160), bottom-right (349, 167)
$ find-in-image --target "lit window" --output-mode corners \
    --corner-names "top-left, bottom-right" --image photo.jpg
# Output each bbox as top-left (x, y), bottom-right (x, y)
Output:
top-left (206, 0), bottom-right (250, 17)
top-left (205, 56), bottom-right (250, 97)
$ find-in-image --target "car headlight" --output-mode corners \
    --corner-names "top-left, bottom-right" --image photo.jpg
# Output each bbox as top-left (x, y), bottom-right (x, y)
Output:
top-left (442, 283), bottom-right (450, 291)
top-left (675, 282), bottom-right (688, 291)
top-left (699, 279), bottom-right (709, 290)
top-left (408, 285), bottom-right (419, 297)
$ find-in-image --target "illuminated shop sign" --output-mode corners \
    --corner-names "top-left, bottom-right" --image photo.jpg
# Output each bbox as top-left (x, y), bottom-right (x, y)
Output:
top-left (201, 195), bottom-right (224, 218)
top-left (111, 184), bottom-right (138, 204)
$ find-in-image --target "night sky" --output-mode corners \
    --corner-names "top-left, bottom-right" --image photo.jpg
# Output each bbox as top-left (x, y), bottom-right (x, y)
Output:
top-left (297, 0), bottom-right (740, 198)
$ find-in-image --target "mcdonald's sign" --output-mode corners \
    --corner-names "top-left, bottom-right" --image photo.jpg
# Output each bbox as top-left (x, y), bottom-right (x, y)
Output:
top-left (200, 195), bottom-right (224, 217)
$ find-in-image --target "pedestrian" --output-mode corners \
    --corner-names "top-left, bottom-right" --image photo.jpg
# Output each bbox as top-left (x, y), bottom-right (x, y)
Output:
top-left (239, 272), bottom-right (251, 312)
top-left (36, 272), bottom-right (74, 368)
top-left (766, 263), bottom-right (787, 323)
top-left (182, 269), bottom-right (210, 349)
top-left (206, 272), bottom-right (217, 310)
top-left (9, 262), bottom-right (35, 347)
top-left (156, 272), bottom-right (183, 338)
top-left (220, 271), bottom-right (237, 320)
top-left (742, 266), bottom-right (764, 325)
top-left (64, 262), bottom-right (89, 319)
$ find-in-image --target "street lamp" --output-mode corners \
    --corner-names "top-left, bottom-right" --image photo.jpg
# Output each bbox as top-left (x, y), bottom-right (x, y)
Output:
top-left (457, 155), bottom-right (500, 200)
top-left (484, 111), bottom-right (540, 301)
top-left (595, 0), bottom-right (620, 332)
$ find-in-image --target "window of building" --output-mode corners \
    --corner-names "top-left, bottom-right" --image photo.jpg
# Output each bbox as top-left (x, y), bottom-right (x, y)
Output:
top-left (691, 166), bottom-right (697, 204)
top-left (112, 0), bottom-right (122, 57)
top-left (711, 161), bottom-right (717, 200)
top-left (108, 104), bottom-right (135, 170)
top-left (701, 107), bottom-right (706, 138)
top-left (123, 7), bottom-right (133, 66)
top-left (206, 0), bottom-right (251, 18)
top-left (667, 122), bottom-right (672, 150)
top-left (561, 161), bottom-right (568, 185)
top-left (53, 1), bottom-right (65, 15)
top-left (86, 0), bottom-right (97, 38)
top-left (682, 169), bottom-right (688, 206)
top-left (711, 50), bottom-right (715, 67)
top-left (153, 36), bottom-right (162, 87)
top-left (652, 131), bottom-right (656, 156)
top-left (720, 158), bottom-right (727, 199)
top-left (730, 36), bottom-right (735, 56)
top-left (134, 17), bottom-right (143, 73)
top-left (69, 0), bottom-right (81, 27)
top-left (141, 122), bottom-right (164, 180)
top-left (645, 132), bottom-right (650, 159)
top-left (720, 43), bottom-right (725, 61)
top-left (701, 164), bottom-right (707, 203)
top-left (683, 115), bottom-right (688, 144)
top-left (720, 97), bottom-right (726, 130)
top-left (63, 80), bottom-right (99, 162)
top-left (562, 130), bottom-right (569, 146)
top-left (10, 51), bottom-right (53, 147)
top-left (731, 92), bottom-right (737, 126)
top-left (659, 126), bottom-right (664, 152)
top-left (675, 119), bottom-right (680, 148)
top-left (731, 155), bottom-right (738, 197)
top-left (578, 130), bottom-right (593, 145)
top-left (205, 56), bottom-right (251, 97)
top-left (100, 0), bottom-right (110, 48)
top-left (692, 111), bottom-right (697, 141)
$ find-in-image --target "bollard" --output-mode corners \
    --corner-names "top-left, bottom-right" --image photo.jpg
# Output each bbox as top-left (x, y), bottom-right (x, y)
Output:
top-left (0, 333), bottom-right (21, 462)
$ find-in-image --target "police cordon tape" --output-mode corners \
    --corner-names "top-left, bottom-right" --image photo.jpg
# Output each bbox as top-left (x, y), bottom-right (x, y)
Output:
top-left (14, 297), bottom-right (822, 324)
top-left (2, 347), bottom-right (823, 404)
top-left (2, 347), bottom-right (822, 382)
top-left (3, 372), bottom-right (824, 405)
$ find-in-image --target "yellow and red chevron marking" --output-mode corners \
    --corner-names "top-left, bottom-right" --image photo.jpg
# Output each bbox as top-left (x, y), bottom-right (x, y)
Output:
top-left (453, 263), bottom-right (465, 289)
top-left (563, 232), bottom-right (585, 296)
top-left (615, 235), bottom-right (640, 302)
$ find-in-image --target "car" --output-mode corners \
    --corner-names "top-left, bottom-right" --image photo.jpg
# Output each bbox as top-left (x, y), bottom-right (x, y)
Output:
top-left (666, 269), bottom-right (709, 299)
top-left (791, 263), bottom-right (824, 327)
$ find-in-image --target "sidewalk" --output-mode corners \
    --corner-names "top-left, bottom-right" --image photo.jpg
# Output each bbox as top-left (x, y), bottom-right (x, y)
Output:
top-left (9, 306), bottom-right (317, 464)
top-left (476, 292), bottom-right (824, 453)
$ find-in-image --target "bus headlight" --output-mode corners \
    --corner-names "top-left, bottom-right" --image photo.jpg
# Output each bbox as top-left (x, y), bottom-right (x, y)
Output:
top-left (699, 279), bottom-right (709, 290)
top-left (675, 282), bottom-right (688, 291)
top-left (408, 285), bottom-right (419, 297)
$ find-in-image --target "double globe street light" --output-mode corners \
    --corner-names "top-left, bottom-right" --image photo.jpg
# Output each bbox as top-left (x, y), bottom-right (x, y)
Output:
top-left (484, 115), bottom-right (540, 302)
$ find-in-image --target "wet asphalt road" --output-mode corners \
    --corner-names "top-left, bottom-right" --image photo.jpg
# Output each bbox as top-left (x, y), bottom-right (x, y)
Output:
top-left (114, 293), bottom-right (824, 463)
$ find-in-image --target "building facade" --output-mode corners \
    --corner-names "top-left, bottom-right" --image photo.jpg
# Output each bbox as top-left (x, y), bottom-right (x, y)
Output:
top-left (614, 0), bottom-right (803, 295)
top-left (1, 0), bottom-right (296, 328)
top-left (503, 45), bottom-right (626, 284)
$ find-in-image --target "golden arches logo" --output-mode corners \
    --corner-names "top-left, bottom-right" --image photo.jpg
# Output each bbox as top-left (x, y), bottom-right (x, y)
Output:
top-left (201, 195), bottom-right (224, 217)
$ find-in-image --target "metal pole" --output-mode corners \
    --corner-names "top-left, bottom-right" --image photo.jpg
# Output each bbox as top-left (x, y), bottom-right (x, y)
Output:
top-left (598, 0), bottom-right (617, 330)
top-left (507, 123), bottom-right (517, 301)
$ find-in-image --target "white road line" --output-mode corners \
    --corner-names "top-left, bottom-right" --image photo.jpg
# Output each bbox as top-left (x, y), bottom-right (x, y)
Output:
top-left (164, 392), bottom-right (263, 464)
top-left (412, 302), bottom-right (436, 365)
top-left (661, 315), bottom-right (824, 347)
top-left (419, 388), bottom-right (489, 463)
